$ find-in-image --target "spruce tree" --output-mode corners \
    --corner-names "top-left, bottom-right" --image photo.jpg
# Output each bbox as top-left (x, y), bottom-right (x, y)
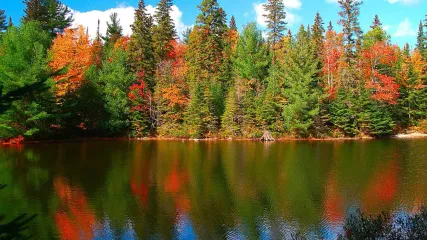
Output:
top-left (153, 0), bottom-right (176, 62)
top-left (263, 0), bottom-right (287, 63)
top-left (312, 12), bottom-right (325, 76)
top-left (8, 17), bottom-right (13, 28)
top-left (128, 0), bottom-right (156, 90)
top-left (0, 10), bottom-right (6, 32)
top-left (370, 14), bottom-right (382, 29)
top-left (104, 12), bottom-right (123, 44)
top-left (23, 0), bottom-right (73, 35)
top-left (281, 25), bottom-right (321, 137)
top-left (328, 21), bottom-right (333, 31)
top-left (229, 15), bottom-right (237, 31)
top-left (337, 0), bottom-right (363, 65)
top-left (184, 0), bottom-right (228, 136)
top-left (417, 21), bottom-right (426, 60)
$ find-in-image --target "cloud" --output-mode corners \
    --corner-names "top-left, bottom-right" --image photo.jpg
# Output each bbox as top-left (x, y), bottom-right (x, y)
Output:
top-left (394, 18), bottom-right (416, 37)
top-left (387, 0), bottom-right (422, 5)
top-left (253, 2), bottom-right (301, 28)
top-left (70, 4), bottom-right (189, 40)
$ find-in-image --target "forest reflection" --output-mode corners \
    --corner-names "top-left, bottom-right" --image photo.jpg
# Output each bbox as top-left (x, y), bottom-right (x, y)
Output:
top-left (0, 140), bottom-right (427, 239)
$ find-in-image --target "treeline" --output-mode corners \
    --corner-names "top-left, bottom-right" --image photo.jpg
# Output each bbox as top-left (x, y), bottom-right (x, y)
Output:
top-left (1, 0), bottom-right (427, 140)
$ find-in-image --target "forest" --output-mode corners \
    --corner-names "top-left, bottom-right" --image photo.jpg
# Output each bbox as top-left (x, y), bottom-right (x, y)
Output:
top-left (1, 0), bottom-right (427, 141)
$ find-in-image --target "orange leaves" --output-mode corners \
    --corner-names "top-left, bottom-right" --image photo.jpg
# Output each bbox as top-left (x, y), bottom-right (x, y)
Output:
top-left (322, 30), bottom-right (344, 97)
top-left (161, 85), bottom-right (188, 108)
top-left (114, 36), bottom-right (130, 51)
top-left (49, 26), bottom-right (93, 97)
top-left (361, 41), bottom-right (400, 104)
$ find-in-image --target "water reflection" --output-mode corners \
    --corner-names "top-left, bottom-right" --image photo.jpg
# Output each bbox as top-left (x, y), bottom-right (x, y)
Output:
top-left (0, 140), bottom-right (427, 239)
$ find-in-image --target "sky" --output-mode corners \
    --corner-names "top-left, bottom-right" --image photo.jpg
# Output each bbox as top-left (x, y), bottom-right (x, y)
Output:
top-left (2, 0), bottom-right (427, 47)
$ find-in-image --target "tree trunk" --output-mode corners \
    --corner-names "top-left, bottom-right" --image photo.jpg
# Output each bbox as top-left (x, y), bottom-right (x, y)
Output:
top-left (261, 131), bottom-right (275, 142)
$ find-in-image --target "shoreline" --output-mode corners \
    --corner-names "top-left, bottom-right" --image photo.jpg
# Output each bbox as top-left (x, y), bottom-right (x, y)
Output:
top-left (1, 132), bottom-right (427, 145)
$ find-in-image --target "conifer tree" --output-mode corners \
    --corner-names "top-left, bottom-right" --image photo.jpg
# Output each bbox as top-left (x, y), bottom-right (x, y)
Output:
top-left (328, 21), bottom-right (333, 31)
top-left (104, 13), bottom-right (123, 44)
top-left (229, 15), bottom-right (237, 31)
top-left (312, 12), bottom-right (325, 76)
top-left (263, 0), bottom-right (287, 63)
top-left (370, 14), bottom-right (382, 29)
top-left (281, 25), bottom-right (321, 137)
top-left (153, 0), bottom-right (176, 62)
top-left (8, 17), bottom-right (13, 28)
top-left (184, 0), bottom-right (228, 136)
top-left (0, 10), bottom-right (6, 32)
top-left (23, 0), bottom-right (73, 36)
top-left (417, 21), bottom-right (426, 60)
top-left (128, 0), bottom-right (156, 90)
top-left (337, 0), bottom-right (363, 65)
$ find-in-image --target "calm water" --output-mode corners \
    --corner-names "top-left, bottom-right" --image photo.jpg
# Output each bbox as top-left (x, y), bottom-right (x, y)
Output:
top-left (1, 139), bottom-right (427, 239)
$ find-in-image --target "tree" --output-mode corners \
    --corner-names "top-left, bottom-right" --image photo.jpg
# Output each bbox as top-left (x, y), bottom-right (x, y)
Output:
top-left (8, 17), bottom-right (13, 28)
top-left (23, 0), bottom-right (73, 36)
top-left (128, 0), bottom-right (156, 90)
top-left (0, 22), bottom-right (54, 139)
top-left (222, 23), bottom-right (269, 137)
top-left (337, 0), bottom-right (363, 65)
top-left (181, 27), bottom-right (192, 44)
top-left (153, 0), bottom-right (176, 62)
top-left (263, 0), bottom-right (287, 63)
top-left (281, 25), bottom-right (321, 137)
top-left (104, 12), bottom-right (123, 44)
top-left (417, 21), bottom-right (426, 60)
top-left (229, 15), bottom-right (237, 31)
top-left (49, 26), bottom-right (93, 96)
top-left (0, 9), bottom-right (6, 32)
top-left (322, 28), bottom-right (343, 97)
top-left (312, 12), bottom-right (325, 76)
top-left (184, 0), bottom-right (228, 137)
top-left (371, 15), bottom-right (382, 29)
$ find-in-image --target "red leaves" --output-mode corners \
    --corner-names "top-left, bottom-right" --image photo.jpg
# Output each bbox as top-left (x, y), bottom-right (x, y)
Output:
top-left (361, 41), bottom-right (400, 105)
top-left (129, 71), bottom-right (151, 112)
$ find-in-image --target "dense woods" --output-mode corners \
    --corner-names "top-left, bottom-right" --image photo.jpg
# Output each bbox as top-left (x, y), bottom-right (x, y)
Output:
top-left (1, 0), bottom-right (427, 141)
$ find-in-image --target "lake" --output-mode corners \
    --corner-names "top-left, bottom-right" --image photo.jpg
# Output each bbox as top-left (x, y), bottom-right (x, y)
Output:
top-left (0, 139), bottom-right (427, 239)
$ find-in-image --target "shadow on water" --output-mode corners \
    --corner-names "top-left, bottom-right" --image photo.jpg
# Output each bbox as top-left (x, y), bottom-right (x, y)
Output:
top-left (0, 184), bottom-right (37, 240)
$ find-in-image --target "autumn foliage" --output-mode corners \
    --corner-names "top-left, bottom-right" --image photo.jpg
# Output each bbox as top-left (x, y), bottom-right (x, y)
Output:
top-left (49, 26), bottom-right (93, 96)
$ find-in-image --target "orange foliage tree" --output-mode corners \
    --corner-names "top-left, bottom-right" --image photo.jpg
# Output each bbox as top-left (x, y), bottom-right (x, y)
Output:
top-left (361, 41), bottom-right (400, 104)
top-left (49, 26), bottom-right (93, 96)
top-left (322, 29), bottom-right (344, 98)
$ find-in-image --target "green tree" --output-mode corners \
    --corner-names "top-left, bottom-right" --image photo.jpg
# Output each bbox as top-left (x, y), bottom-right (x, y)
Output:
top-left (23, 0), bottom-right (73, 36)
top-left (281, 25), bottom-right (321, 137)
top-left (263, 0), bottom-right (287, 63)
top-left (370, 14), bottom-right (382, 29)
top-left (0, 10), bottom-right (6, 32)
top-left (417, 21), bottom-right (426, 60)
top-left (337, 0), bottom-right (363, 64)
top-left (311, 12), bottom-right (325, 78)
top-left (153, 0), bottom-right (176, 62)
top-left (184, 0), bottom-right (228, 137)
top-left (229, 15), bottom-right (237, 31)
top-left (0, 22), bottom-right (54, 139)
top-left (103, 12), bottom-right (123, 44)
top-left (222, 23), bottom-right (269, 137)
top-left (128, 0), bottom-right (156, 90)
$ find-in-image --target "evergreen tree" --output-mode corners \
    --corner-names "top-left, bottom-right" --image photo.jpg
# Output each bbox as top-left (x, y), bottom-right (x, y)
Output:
top-left (181, 27), bottom-right (192, 44)
top-left (281, 25), bottom-right (321, 137)
top-left (104, 12), bottom-right (123, 44)
top-left (263, 0), bottom-right (287, 63)
top-left (0, 10), bottom-right (6, 32)
top-left (184, 0), bottom-right (228, 136)
top-left (312, 12), bottom-right (325, 76)
top-left (8, 17), bottom-right (13, 28)
top-left (328, 21), bottom-right (333, 31)
top-left (23, 0), bottom-right (73, 36)
top-left (128, 0), bottom-right (156, 90)
top-left (229, 15), bottom-right (237, 31)
top-left (153, 0), bottom-right (176, 62)
top-left (370, 14), bottom-right (382, 29)
top-left (337, 0), bottom-right (363, 64)
top-left (222, 23), bottom-right (269, 137)
top-left (417, 21), bottom-right (426, 60)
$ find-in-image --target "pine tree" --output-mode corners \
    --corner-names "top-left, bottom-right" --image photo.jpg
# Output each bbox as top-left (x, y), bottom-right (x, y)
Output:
top-left (328, 21), bottom-right (333, 31)
top-left (281, 25), bottom-right (321, 137)
top-left (312, 12), bottom-right (325, 76)
top-left (370, 14), bottom-right (382, 29)
top-left (23, 0), bottom-right (73, 36)
top-left (263, 0), bottom-right (287, 63)
top-left (184, 0), bottom-right (228, 136)
top-left (337, 0), bottom-right (363, 65)
top-left (8, 17), bottom-right (13, 28)
top-left (128, 0), bottom-right (156, 90)
top-left (181, 27), bottom-right (192, 44)
top-left (0, 9), bottom-right (6, 32)
top-left (104, 12), bottom-right (123, 44)
top-left (417, 21), bottom-right (426, 60)
top-left (153, 0), bottom-right (176, 62)
top-left (229, 15), bottom-right (237, 31)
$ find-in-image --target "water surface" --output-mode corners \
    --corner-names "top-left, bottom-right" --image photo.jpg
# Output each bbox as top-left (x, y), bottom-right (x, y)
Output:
top-left (1, 139), bottom-right (427, 239)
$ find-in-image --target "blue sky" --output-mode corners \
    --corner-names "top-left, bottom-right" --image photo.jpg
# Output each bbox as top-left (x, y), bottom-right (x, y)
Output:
top-left (2, 0), bottom-right (427, 47)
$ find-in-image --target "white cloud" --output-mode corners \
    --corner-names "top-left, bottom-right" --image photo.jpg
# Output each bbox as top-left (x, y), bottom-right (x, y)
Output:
top-left (283, 0), bottom-right (302, 9)
top-left (253, 2), bottom-right (301, 27)
top-left (70, 4), bottom-right (189, 40)
top-left (394, 18), bottom-right (416, 37)
top-left (387, 0), bottom-right (422, 5)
